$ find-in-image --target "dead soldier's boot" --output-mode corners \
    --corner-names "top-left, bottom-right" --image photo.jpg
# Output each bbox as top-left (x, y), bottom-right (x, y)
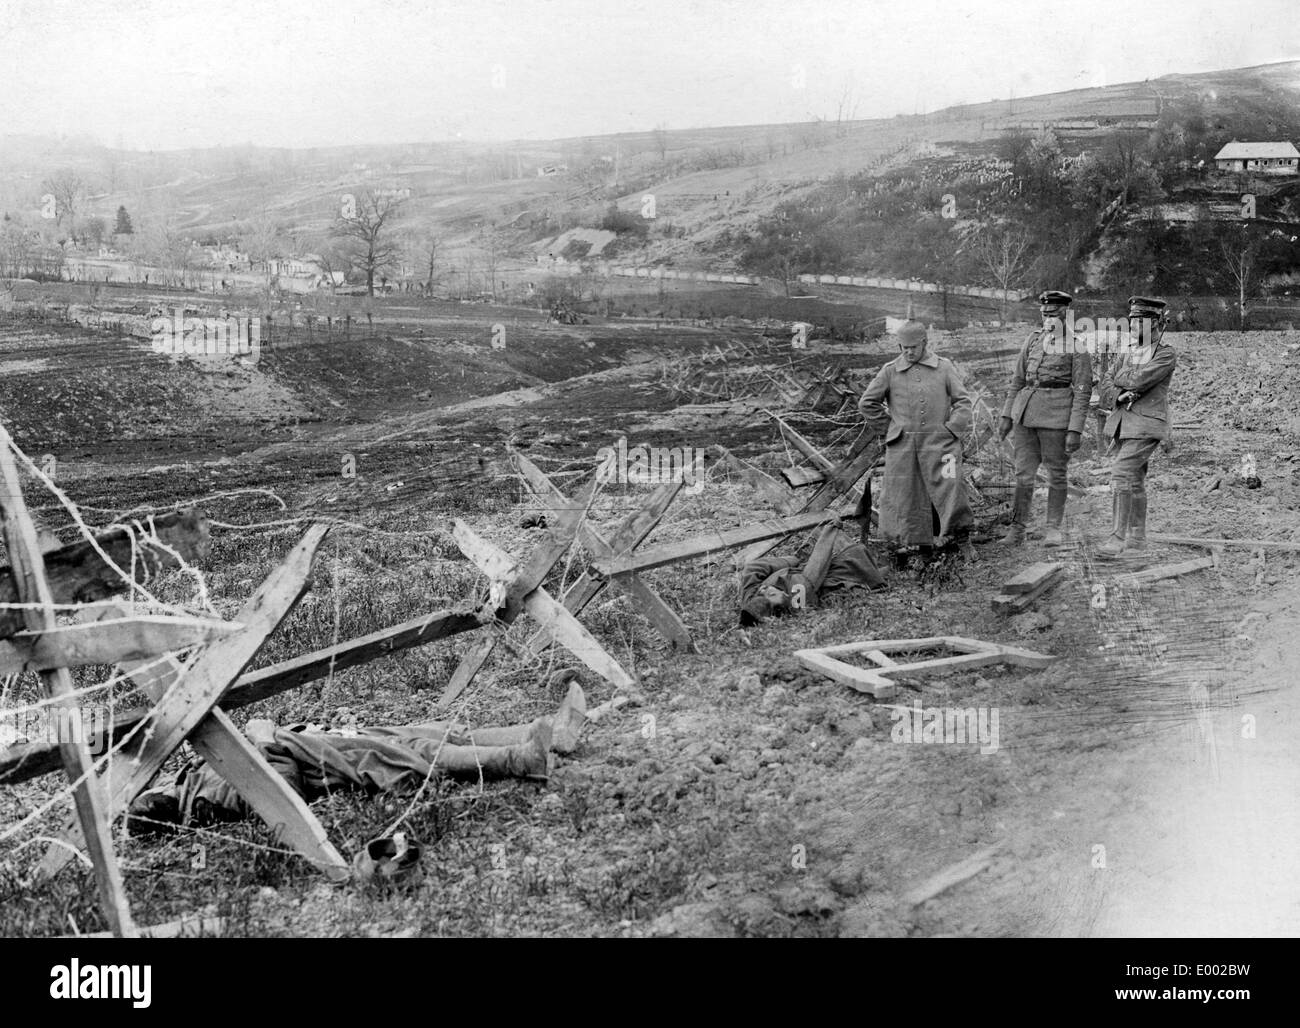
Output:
top-left (1000, 485), bottom-right (1033, 545)
top-left (1127, 491), bottom-right (1148, 551)
top-left (1096, 490), bottom-right (1132, 559)
top-left (1042, 487), bottom-right (1068, 547)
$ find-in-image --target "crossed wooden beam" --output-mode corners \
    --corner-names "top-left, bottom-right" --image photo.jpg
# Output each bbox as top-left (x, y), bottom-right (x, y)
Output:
top-left (1, 425), bottom-right (880, 936)
top-left (433, 447), bottom-right (875, 697)
top-left (30, 524), bottom-right (353, 892)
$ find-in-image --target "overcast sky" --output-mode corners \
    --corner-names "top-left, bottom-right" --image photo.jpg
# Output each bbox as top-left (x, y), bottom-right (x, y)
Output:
top-left (3, 0), bottom-right (1299, 150)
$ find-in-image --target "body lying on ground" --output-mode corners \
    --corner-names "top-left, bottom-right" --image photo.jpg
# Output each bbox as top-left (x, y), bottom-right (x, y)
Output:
top-left (128, 681), bottom-right (588, 833)
top-left (739, 523), bottom-right (886, 625)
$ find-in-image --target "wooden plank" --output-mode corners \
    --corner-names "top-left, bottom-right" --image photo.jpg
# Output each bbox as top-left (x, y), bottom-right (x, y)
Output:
top-left (1114, 556), bottom-right (1215, 589)
top-left (794, 649), bottom-right (898, 699)
top-left (618, 573), bottom-right (694, 650)
top-left (71, 915), bottom-right (225, 939)
top-left (812, 636), bottom-right (995, 657)
top-left (521, 587), bottom-right (637, 693)
top-left (2, 606), bottom-right (488, 786)
top-left (0, 509), bottom-right (210, 639)
top-left (455, 520), bottom-right (637, 692)
top-left (903, 845), bottom-right (1001, 906)
top-left (0, 429), bottom-right (136, 937)
top-left (186, 707), bottom-right (350, 880)
top-left (516, 456), bottom-right (688, 651)
top-left (89, 610), bottom-right (349, 882)
top-left (864, 649), bottom-right (899, 667)
top-left (781, 466), bottom-right (825, 488)
top-left (712, 446), bottom-right (797, 512)
top-left (795, 637), bottom-right (1058, 698)
top-left (991, 571), bottom-right (1063, 614)
top-left (772, 415), bottom-right (836, 472)
top-left (230, 607), bottom-right (485, 708)
top-left (437, 635), bottom-right (499, 710)
top-left (740, 439), bottom-right (879, 566)
top-left (1148, 533), bottom-right (1300, 552)
top-left (438, 477), bottom-right (597, 708)
top-left (804, 442), bottom-right (880, 510)
top-left (1001, 561), bottom-right (1065, 595)
top-left (0, 615), bottom-right (240, 675)
top-left (592, 509), bottom-right (841, 577)
top-left (37, 524), bottom-right (330, 880)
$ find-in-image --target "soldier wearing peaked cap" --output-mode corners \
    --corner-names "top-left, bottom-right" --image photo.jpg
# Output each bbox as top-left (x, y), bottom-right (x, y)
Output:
top-left (1095, 296), bottom-right (1177, 558)
top-left (997, 290), bottom-right (1093, 547)
top-left (858, 321), bottom-right (973, 555)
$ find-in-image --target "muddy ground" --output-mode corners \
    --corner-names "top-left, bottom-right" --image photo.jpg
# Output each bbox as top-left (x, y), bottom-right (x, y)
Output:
top-left (1, 285), bottom-right (1297, 937)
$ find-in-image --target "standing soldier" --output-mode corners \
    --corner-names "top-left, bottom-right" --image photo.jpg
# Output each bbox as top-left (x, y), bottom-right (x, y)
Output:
top-left (1095, 296), bottom-right (1177, 558)
top-left (859, 321), bottom-right (973, 557)
top-left (997, 290), bottom-right (1093, 546)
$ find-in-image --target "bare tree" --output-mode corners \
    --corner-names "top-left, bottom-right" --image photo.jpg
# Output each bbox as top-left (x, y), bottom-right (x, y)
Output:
top-left (0, 218), bottom-right (35, 277)
top-left (651, 123), bottom-right (669, 163)
top-left (833, 78), bottom-right (859, 138)
top-left (83, 216), bottom-right (108, 250)
top-left (310, 236), bottom-right (351, 293)
top-left (334, 190), bottom-right (406, 296)
top-left (42, 170), bottom-right (86, 234)
top-left (479, 221), bottom-right (500, 299)
top-left (142, 214), bottom-right (195, 287)
top-left (409, 233), bottom-right (442, 295)
top-left (1218, 228), bottom-right (1262, 331)
top-left (240, 210), bottom-right (283, 297)
top-left (973, 222), bottom-right (1033, 321)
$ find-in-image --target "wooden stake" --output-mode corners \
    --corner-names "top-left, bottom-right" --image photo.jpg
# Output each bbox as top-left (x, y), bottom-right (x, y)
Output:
top-left (1112, 556), bottom-right (1215, 589)
top-left (0, 508), bottom-right (210, 639)
top-left (0, 614), bottom-right (239, 675)
top-left (711, 446), bottom-right (797, 513)
top-left (437, 475), bottom-right (597, 709)
top-left (1148, 533), bottom-right (1300, 552)
top-left (592, 509), bottom-right (842, 576)
top-left (0, 427), bottom-right (136, 937)
top-left (453, 520), bottom-right (638, 694)
top-left (3, 605), bottom-right (488, 786)
top-left (903, 845), bottom-right (1001, 906)
top-left (517, 455), bottom-right (692, 650)
top-left (36, 525), bottom-right (345, 882)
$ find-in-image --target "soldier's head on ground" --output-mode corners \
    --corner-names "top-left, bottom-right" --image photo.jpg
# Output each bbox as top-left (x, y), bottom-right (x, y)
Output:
top-left (1039, 290), bottom-right (1072, 326)
top-left (895, 320), bottom-right (929, 365)
top-left (1128, 295), bottom-right (1168, 347)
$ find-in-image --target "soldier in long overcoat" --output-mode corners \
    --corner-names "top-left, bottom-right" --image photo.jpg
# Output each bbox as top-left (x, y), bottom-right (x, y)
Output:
top-left (858, 321), bottom-right (973, 550)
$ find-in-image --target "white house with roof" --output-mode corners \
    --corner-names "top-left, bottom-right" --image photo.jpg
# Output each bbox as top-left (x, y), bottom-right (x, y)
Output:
top-left (1213, 141), bottom-right (1299, 175)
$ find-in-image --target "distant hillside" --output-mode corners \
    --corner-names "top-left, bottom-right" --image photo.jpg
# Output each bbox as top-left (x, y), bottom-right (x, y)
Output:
top-left (4, 60), bottom-right (1299, 294)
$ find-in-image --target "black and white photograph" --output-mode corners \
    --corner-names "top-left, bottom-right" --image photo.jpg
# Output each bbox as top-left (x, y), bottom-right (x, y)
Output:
top-left (0, 0), bottom-right (1296, 970)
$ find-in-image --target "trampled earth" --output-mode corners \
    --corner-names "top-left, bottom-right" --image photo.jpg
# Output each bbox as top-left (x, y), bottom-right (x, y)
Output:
top-left (1, 287), bottom-right (1298, 937)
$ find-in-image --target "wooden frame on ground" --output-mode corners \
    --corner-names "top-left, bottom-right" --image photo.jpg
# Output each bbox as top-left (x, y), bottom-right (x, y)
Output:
top-left (794, 636), bottom-right (1059, 699)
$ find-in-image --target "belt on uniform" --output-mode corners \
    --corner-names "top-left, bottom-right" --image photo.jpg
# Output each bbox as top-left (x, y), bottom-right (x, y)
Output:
top-left (1029, 383), bottom-right (1071, 389)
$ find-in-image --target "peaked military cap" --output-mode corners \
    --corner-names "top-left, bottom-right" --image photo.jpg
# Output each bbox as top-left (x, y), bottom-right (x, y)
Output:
top-left (1038, 290), bottom-right (1072, 310)
top-left (1128, 296), bottom-right (1168, 319)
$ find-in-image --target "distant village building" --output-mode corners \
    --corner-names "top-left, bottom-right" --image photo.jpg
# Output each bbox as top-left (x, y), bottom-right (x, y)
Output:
top-left (269, 255), bottom-right (322, 277)
top-left (1213, 141), bottom-right (1300, 175)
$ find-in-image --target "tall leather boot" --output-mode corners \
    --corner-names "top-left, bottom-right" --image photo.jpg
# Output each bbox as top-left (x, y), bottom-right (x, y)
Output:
top-left (1042, 487), bottom-right (1068, 547)
top-left (1096, 490), bottom-right (1131, 558)
top-left (1128, 492), bottom-right (1147, 551)
top-left (1000, 485), bottom-right (1033, 545)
